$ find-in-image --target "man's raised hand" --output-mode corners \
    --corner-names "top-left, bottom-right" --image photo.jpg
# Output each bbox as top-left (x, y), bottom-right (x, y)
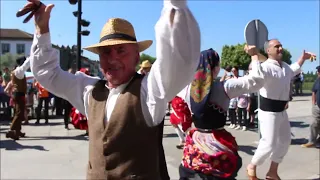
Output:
top-left (23, 0), bottom-right (54, 34)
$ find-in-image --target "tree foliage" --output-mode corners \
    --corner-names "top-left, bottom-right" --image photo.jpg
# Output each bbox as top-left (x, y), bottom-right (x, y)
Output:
top-left (0, 53), bottom-right (23, 70)
top-left (136, 53), bottom-right (156, 71)
top-left (220, 43), bottom-right (292, 70)
top-left (304, 71), bottom-right (318, 82)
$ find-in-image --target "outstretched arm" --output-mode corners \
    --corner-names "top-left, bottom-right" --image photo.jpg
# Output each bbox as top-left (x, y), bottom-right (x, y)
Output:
top-left (28, 1), bottom-right (99, 114)
top-left (13, 57), bottom-right (30, 79)
top-left (291, 50), bottom-right (317, 77)
top-left (224, 46), bottom-right (266, 99)
top-left (142, 0), bottom-right (201, 126)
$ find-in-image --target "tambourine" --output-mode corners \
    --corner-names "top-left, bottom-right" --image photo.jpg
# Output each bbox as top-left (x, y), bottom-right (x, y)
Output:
top-left (16, 1), bottom-right (43, 23)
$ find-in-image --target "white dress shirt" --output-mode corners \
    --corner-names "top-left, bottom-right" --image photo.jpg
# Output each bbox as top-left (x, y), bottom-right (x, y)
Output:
top-left (259, 59), bottom-right (301, 101)
top-left (30, 0), bottom-right (201, 127)
top-left (13, 57), bottom-right (31, 79)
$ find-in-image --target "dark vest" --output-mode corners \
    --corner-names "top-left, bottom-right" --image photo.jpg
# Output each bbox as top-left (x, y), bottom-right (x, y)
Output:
top-left (11, 72), bottom-right (27, 95)
top-left (86, 74), bottom-right (160, 180)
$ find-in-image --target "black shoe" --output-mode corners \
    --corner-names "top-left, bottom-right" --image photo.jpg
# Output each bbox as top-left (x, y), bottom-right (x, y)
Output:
top-left (18, 132), bottom-right (26, 137)
top-left (6, 131), bottom-right (19, 140)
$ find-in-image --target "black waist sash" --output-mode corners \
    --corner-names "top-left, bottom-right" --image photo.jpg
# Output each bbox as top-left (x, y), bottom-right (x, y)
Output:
top-left (260, 96), bottom-right (287, 112)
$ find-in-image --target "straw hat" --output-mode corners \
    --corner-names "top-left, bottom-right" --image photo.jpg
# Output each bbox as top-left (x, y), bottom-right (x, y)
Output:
top-left (84, 18), bottom-right (153, 54)
top-left (140, 60), bottom-right (152, 68)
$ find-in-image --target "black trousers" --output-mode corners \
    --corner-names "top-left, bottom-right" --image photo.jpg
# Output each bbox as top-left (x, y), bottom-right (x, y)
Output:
top-left (36, 97), bottom-right (50, 121)
top-left (237, 108), bottom-right (248, 127)
top-left (179, 153), bottom-right (242, 180)
top-left (158, 118), bottom-right (170, 180)
top-left (63, 100), bottom-right (73, 127)
top-left (228, 109), bottom-right (237, 125)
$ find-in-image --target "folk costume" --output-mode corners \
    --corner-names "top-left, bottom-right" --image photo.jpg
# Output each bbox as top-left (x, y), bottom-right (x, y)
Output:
top-left (169, 89), bottom-right (193, 149)
top-left (69, 68), bottom-right (89, 131)
top-left (30, 0), bottom-right (201, 179)
top-left (6, 57), bottom-right (30, 140)
top-left (178, 49), bottom-right (265, 180)
top-left (70, 107), bottom-right (88, 130)
top-left (250, 59), bottom-right (301, 167)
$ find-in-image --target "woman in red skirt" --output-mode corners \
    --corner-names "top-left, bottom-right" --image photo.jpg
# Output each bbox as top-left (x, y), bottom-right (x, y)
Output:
top-left (170, 95), bottom-right (192, 149)
top-left (70, 107), bottom-right (88, 134)
top-left (69, 68), bottom-right (90, 135)
top-left (179, 47), bottom-right (265, 180)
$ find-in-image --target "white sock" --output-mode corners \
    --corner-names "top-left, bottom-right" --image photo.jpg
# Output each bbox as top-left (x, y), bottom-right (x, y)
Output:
top-left (174, 127), bottom-right (185, 143)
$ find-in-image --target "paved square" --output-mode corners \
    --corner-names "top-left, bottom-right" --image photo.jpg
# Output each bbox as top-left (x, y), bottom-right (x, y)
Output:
top-left (0, 95), bottom-right (319, 179)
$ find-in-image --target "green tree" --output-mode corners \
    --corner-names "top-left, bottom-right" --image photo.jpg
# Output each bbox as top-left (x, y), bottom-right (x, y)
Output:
top-left (220, 43), bottom-right (292, 70)
top-left (0, 53), bottom-right (22, 70)
top-left (136, 53), bottom-right (156, 71)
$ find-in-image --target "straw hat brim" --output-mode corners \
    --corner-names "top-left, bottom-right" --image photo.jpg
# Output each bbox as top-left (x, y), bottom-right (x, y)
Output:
top-left (83, 39), bottom-right (153, 54)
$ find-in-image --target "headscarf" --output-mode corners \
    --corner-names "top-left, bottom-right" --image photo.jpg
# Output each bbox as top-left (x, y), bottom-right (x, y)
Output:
top-left (190, 48), bottom-right (220, 120)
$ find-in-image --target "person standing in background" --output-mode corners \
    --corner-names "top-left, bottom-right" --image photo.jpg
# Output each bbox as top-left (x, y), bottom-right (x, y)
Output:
top-left (34, 80), bottom-right (50, 124)
top-left (301, 66), bottom-right (320, 148)
top-left (63, 68), bottom-right (75, 129)
top-left (236, 93), bottom-right (250, 131)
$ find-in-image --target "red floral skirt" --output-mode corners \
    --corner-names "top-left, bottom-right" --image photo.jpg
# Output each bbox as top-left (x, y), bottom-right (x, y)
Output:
top-left (70, 108), bottom-right (88, 130)
top-left (169, 96), bottom-right (192, 132)
top-left (181, 128), bottom-right (239, 178)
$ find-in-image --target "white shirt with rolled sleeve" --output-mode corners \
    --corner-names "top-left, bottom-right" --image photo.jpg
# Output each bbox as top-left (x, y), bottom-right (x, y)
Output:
top-left (30, 0), bottom-right (201, 127)
top-left (251, 58), bottom-right (302, 166)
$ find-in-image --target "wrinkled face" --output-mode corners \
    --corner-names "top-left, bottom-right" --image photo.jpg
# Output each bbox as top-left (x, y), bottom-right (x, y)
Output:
top-left (231, 67), bottom-right (238, 77)
top-left (99, 44), bottom-right (140, 87)
top-left (267, 39), bottom-right (283, 61)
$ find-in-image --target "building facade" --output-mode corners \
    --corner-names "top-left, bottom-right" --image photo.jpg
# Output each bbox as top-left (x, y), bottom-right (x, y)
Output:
top-left (0, 29), bottom-right (33, 56)
top-left (0, 28), bottom-right (98, 75)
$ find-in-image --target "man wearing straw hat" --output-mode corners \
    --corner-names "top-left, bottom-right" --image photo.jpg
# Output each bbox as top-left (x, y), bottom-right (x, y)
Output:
top-left (25, 0), bottom-right (200, 179)
top-left (138, 60), bottom-right (152, 75)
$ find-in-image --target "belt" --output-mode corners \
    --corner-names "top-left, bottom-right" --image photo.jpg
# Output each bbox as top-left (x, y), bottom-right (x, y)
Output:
top-left (196, 127), bottom-right (224, 133)
top-left (260, 96), bottom-right (287, 112)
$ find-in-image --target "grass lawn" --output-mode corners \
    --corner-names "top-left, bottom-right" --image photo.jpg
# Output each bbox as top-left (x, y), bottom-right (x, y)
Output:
top-left (302, 82), bottom-right (314, 91)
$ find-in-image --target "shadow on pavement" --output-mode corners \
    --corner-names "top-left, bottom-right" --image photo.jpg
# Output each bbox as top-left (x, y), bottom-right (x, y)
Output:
top-left (238, 145), bottom-right (256, 155)
top-left (290, 121), bottom-right (309, 129)
top-left (292, 99), bottom-right (310, 102)
top-left (163, 133), bottom-right (178, 138)
top-left (18, 134), bottom-right (88, 141)
top-left (0, 140), bottom-right (48, 151)
top-left (291, 138), bottom-right (308, 145)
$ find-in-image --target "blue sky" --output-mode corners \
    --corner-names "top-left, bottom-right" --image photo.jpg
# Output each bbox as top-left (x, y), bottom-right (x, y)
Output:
top-left (1, 0), bottom-right (319, 76)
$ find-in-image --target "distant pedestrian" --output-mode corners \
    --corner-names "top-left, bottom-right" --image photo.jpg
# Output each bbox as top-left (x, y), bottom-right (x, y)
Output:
top-left (301, 66), bottom-right (320, 148)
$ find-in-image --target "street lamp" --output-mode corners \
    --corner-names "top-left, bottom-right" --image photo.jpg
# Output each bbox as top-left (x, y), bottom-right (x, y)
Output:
top-left (69, 0), bottom-right (90, 70)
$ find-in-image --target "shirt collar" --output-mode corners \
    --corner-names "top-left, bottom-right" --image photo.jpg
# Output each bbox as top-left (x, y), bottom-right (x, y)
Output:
top-left (105, 77), bottom-right (134, 93)
top-left (266, 58), bottom-right (283, 67)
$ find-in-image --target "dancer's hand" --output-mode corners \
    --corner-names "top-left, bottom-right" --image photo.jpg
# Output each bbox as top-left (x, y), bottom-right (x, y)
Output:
top-left (25, 0), bottom-right (54, 34)
top-left (244, 45), bottom-right (258, 56)
top-left (301, 50), bottom-right (317, 62)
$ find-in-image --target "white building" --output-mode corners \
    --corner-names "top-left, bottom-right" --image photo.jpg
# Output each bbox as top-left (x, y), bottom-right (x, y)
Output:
top-left (0, 29), bottom-right (33, 56)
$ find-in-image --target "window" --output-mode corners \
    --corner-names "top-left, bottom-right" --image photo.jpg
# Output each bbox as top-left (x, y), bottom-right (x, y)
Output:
top-left (16, 44), bottom-right (25, 54)
top-left (1, 43), bottom-right (10, 54)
